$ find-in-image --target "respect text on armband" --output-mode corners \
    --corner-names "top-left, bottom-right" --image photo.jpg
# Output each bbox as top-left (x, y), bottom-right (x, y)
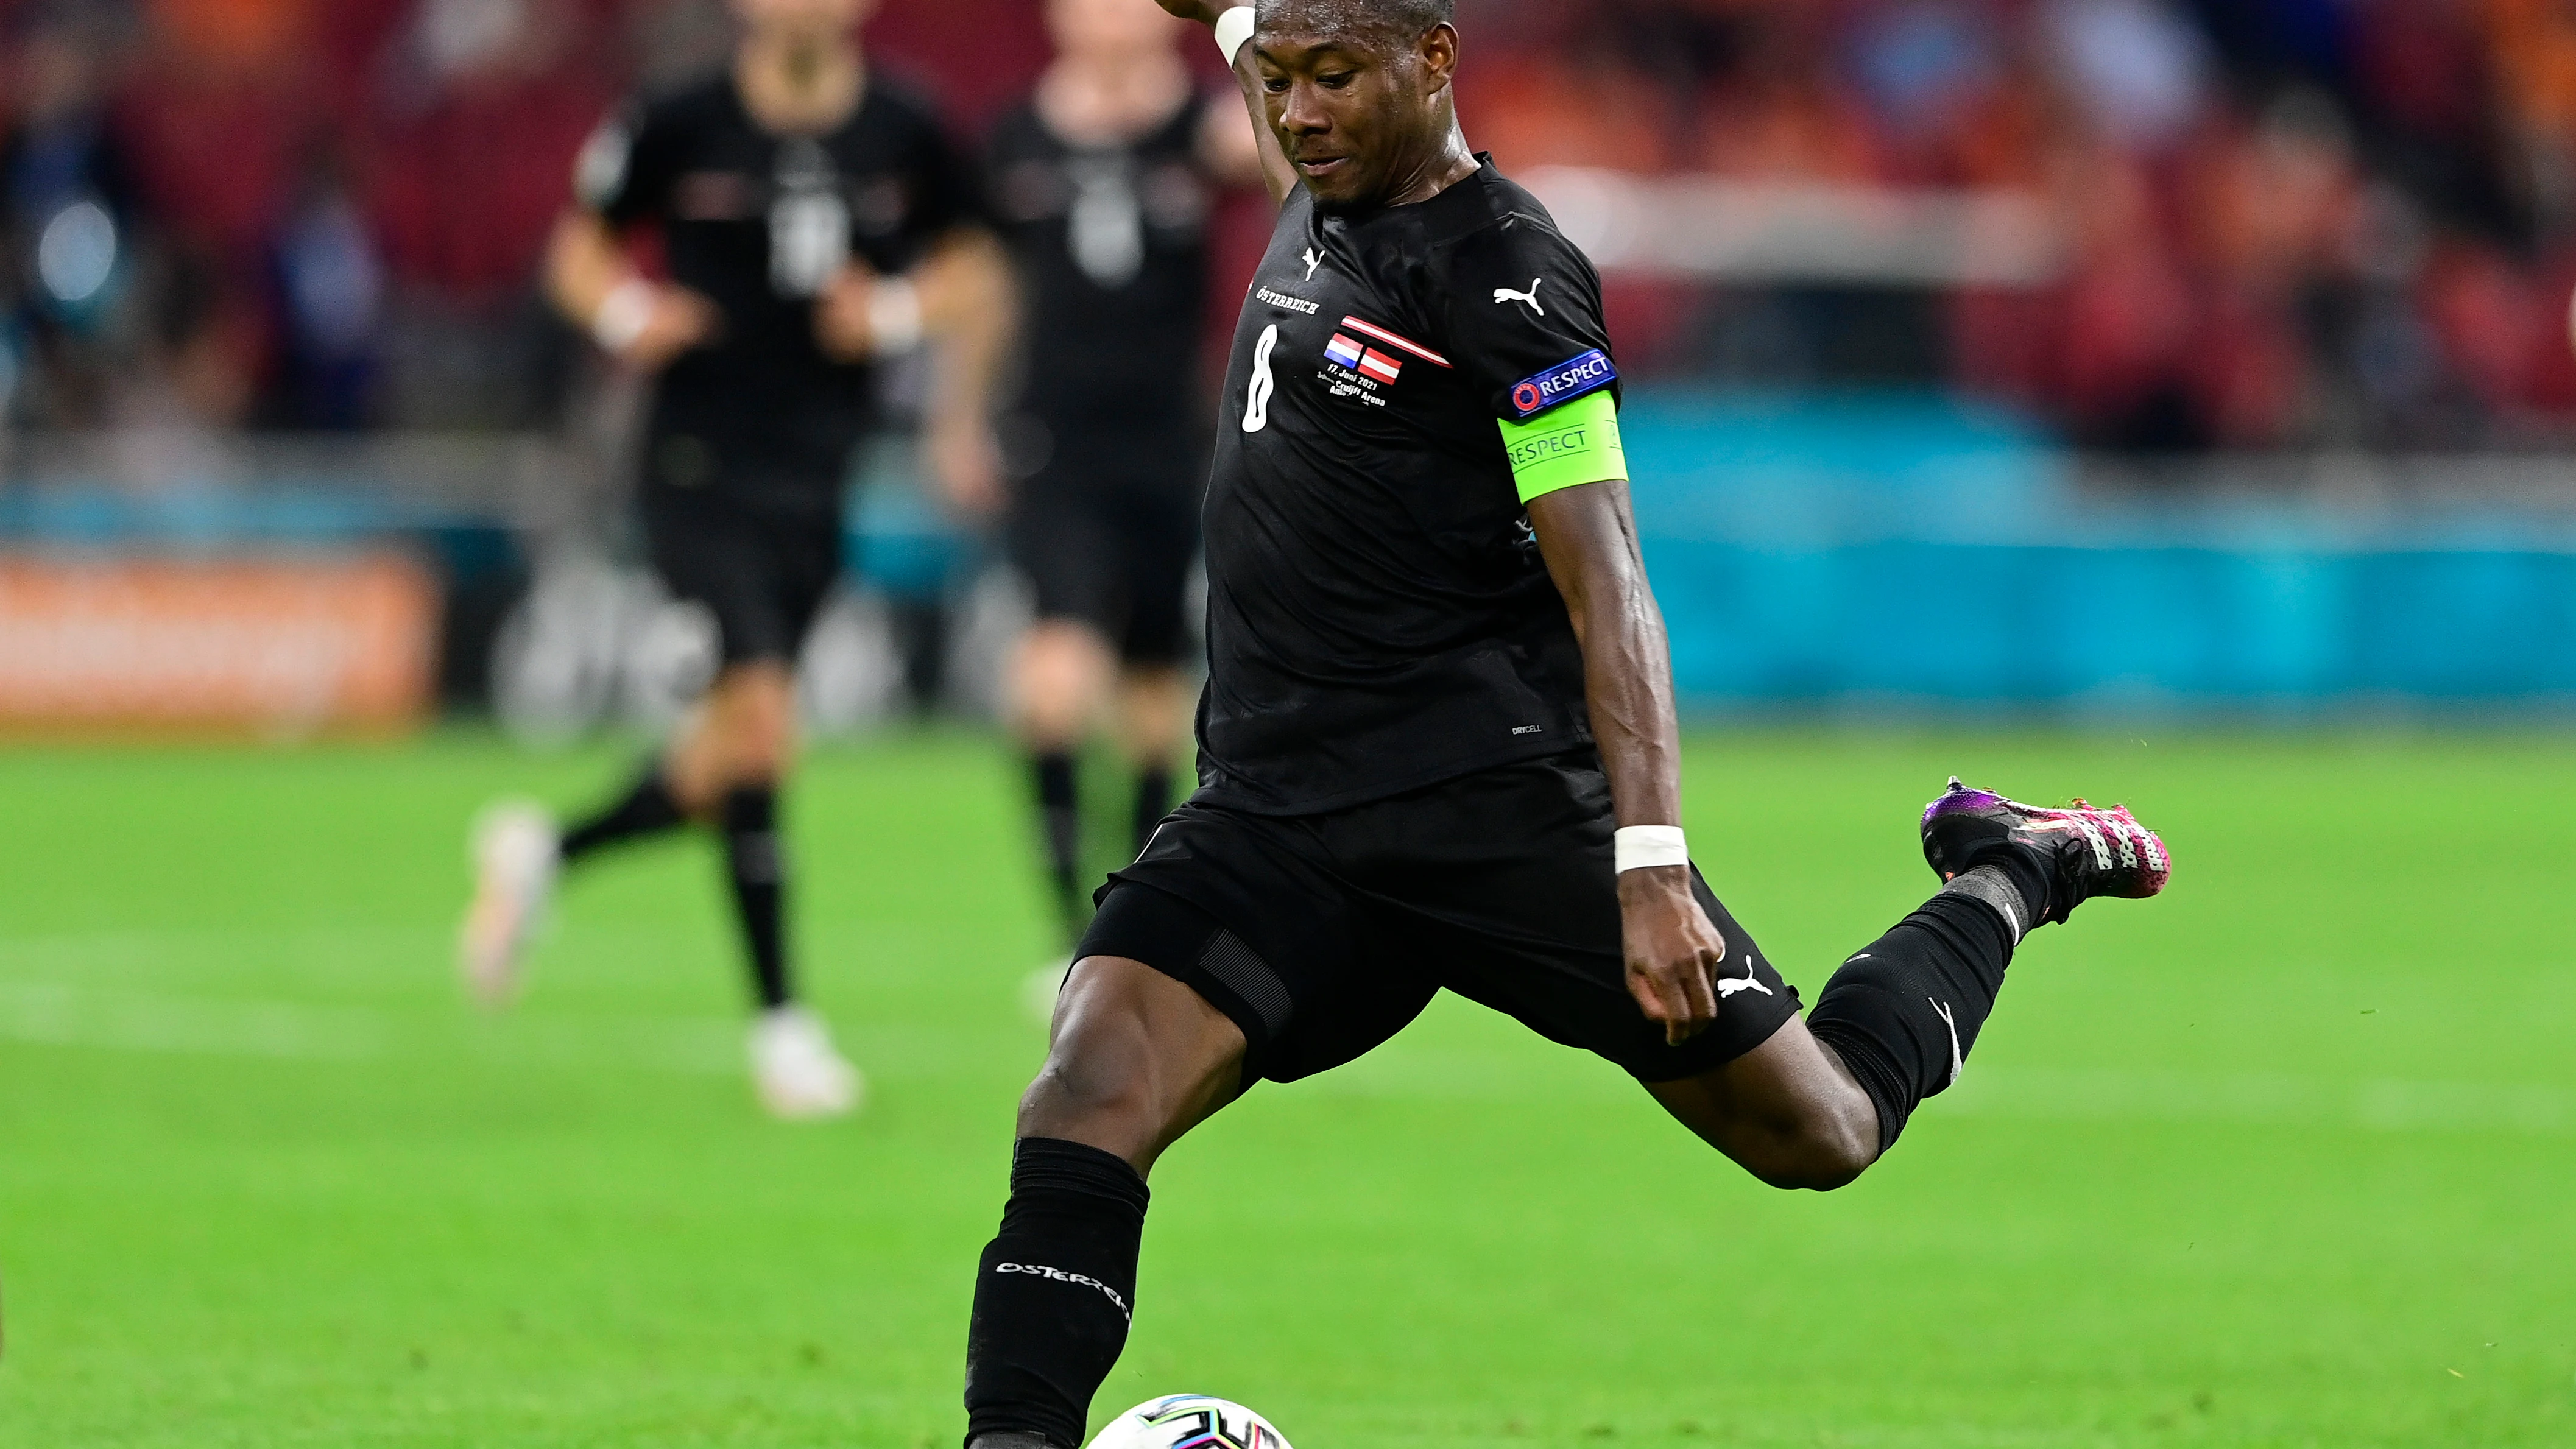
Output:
top-left (1506, 350), bottom-right (1618, 420)
top-left (1507, 422), bottom-right (1598, 471)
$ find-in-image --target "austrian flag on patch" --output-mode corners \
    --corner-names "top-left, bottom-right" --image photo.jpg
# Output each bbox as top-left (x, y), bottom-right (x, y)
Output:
top-left (1357, 348), bottom-right (1402, 383)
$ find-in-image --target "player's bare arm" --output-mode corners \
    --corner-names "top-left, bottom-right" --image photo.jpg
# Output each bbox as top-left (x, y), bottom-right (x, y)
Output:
top-left (814, 228), bottom-right (1014, 514)
top-left (1150, 2), bottom-right (1296, 205)
top-left (1528, 479), bottom-right (1729, 1046)
top-left (543, 209), bottom-right (718, 370)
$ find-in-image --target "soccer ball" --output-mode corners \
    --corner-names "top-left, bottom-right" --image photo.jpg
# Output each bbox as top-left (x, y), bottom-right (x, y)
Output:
top-left (1084, 1394), bottom-right (1295, 1449)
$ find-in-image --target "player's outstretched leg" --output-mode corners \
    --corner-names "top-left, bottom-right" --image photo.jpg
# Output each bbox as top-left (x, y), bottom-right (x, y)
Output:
top-left (457, 756), bottom-right (696, 1005)
top-left (964, 956), bottom-right (1247, 1449)
top-left (458, 800), bottom-right (568, 1006)
top-left (1654, 780), bottom-right (2170, 1182)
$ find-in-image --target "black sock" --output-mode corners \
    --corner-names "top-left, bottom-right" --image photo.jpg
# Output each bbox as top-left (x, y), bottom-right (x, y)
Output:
top-left (1130, 764), bottom-right (1173, 856)
top-left (964, 1138), bottom-right (1150, 1449)
top-left (1970, 839), bottom-right (2055, 932)
top-left (722, 787), bottom-right (791, 1010)
top-left (559, 762), bottom-right (685, 864)
top-left (1031, 752), bottom-right (1083, 933)
top-left (1806, 867), bottom-right (2020, 1154)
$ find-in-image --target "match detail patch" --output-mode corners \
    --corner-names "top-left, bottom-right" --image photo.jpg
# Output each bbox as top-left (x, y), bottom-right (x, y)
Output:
top-left (1508, 349), bottom-right (1618, 420)
top-left (1500, 392), bottom-right (1625, 504)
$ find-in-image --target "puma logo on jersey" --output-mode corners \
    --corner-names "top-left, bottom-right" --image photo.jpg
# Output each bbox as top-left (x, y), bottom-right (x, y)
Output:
top-left (1302, 247), bottom-right (1324, 281)
top-left (1717, 957), bottom-right (1773, 999)
top-left (1493, 277), bottom-right (1547, 316)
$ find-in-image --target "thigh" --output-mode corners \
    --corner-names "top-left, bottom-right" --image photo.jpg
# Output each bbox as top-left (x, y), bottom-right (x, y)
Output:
top-left (1025, 953), bottom-right (1249, 1176)
top-left (1344, 756), bottom-right (1802, 1084)
top-left (1087, 805), bottom-right (1440, 1086)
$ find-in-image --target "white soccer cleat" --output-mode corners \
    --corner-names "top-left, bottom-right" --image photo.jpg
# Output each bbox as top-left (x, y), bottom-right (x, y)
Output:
top-left (750, 1006), bottom-right (864, 1120)
top-left (457, 800), bottom-right (560, 1008)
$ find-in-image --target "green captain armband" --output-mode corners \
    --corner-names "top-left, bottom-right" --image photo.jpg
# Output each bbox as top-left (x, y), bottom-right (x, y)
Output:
top-left (1500, 392), bottom-right (1626, 504)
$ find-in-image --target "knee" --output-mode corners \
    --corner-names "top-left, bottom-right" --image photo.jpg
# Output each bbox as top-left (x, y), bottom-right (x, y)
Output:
top-left (1017, 1034), bottom-right (1154, 1141)
top-left (715, 675), bottom-right (796, 784)
top-left (730, 714), bottom-right (792, 784)
top-left (1748, 1096), bottom-right (1880, 1193)
top-left (1017, 979), bottom-right (1158, 1138)
top-left (1014, 625), bottom-right (1111, 742)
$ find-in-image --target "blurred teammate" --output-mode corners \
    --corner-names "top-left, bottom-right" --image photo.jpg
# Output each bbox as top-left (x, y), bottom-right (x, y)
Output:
top-left (956, 2), bottom-right (2173, 1443)
top-left (985, 0), bottom-right (1262, 942)
top-left (459, 0), bottom-right (1009, 1119)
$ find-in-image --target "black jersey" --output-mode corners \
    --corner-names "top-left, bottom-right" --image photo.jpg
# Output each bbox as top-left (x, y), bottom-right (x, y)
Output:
top-left (984, 92), bottom-right (1218, 453)
top-left (1194, 160), bottom-right (1623, 815)
top-left (576, 72), bottom-right (978, 502)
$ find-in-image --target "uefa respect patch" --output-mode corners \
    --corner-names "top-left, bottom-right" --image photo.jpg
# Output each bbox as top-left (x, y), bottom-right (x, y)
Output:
top-left (1507, 349), bottom-right (1618, 420)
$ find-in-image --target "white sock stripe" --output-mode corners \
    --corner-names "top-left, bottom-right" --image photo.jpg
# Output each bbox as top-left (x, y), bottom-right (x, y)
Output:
top-left (1928, 997), bottom-right (1964, 1088)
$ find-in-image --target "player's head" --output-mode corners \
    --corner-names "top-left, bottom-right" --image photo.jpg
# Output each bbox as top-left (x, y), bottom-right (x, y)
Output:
top-left (1048, 0), bottom-right (1185, 63)
top-left (731, 0), bottom-right (874, 46)
top-left (1252, 0), bottom-right (1462, 213)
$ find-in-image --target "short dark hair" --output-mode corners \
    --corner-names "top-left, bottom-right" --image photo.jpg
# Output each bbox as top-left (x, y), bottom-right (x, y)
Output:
top-left (1258, 0), bottom-right (1455, 43)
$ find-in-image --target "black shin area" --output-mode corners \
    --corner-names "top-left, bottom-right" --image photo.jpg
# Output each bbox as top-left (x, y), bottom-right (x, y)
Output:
top-left (964, 1138), bottom-right (1151, 1449)
top-left (1131, 764), bottom-right (1173, 856)
top-left (1032, 752), bottom-right (1083, 927)
top-left (559, 761), bottom-right (686, 864)
top-left (1806, 869), bottom-right (2019, 1154)
top-left (721, 787), bottom-right (790, 1010)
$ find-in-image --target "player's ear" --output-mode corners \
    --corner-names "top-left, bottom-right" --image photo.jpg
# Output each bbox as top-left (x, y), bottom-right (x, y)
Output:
top-left (1416, 21), bottom-right (1458, 98)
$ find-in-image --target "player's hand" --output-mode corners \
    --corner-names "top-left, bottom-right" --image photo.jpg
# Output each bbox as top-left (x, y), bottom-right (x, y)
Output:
top-left (1153, 0), bottom-right (1236, 24)
top-left (814, 264), bottom-right (904, 362)
top-left (925, 414), bottom-right (1003, 518)
top-left (1618, 866), bottom-right (1727, 1046)
top-left (618, 286), bottom-right (718, 371)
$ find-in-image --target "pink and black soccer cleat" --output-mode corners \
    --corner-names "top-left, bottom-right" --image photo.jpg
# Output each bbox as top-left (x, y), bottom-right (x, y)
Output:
top-left (1920, 778), bottom-right (2170, 926)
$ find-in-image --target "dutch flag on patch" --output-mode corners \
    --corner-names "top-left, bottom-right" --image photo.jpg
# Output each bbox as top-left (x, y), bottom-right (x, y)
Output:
top-left (1325, 333), bottom-right (1366, 370)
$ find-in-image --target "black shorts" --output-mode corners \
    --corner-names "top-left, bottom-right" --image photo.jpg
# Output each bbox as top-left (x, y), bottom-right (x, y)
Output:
top-left (1006, 464), bottom-right (1200, 668)
top-left (1078, 753), bottom-right (1802, 1087)
top-left (641, 486), bottom-right (844, 667)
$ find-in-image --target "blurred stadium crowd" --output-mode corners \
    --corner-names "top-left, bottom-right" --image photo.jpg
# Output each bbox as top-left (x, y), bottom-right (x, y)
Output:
top-left (11, 0), bottom-right (2576, 457)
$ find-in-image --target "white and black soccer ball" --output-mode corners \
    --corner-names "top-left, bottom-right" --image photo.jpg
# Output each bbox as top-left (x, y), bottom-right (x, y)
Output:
top-left (1084, 1394), bottom-right (1295, 1449)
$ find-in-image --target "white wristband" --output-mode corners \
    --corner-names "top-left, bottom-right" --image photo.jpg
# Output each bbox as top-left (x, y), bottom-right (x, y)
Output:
top-left (868, 276), bottom-right (925, 354)
top-left (1213, 5), bottom-right (1255, 66)
top-left (591, 278), bottom-right (655, 354)
top-left (1614, 825), bottom-right (1689, 873)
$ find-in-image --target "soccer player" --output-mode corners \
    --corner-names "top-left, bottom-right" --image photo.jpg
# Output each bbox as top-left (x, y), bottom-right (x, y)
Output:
top-left (954, 1), bottom-right (2173, 1444)
top-left (985, 0), bottom-right (1265, 942)
top-left (457, 0), bottom-right (1010, 1119)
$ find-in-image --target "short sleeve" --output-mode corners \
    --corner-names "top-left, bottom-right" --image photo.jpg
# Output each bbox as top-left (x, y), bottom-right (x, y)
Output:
top-left (1441, 214), bottom-right (1620, 424)
top-left (572, 97), bottom-right (679, 227)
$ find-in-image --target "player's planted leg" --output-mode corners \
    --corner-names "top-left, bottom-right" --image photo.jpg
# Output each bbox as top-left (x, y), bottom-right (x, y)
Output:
top-left (964, 956), bottom-right (1246, 1449)
top-left (1014, 621), bottom-right (1118, 941)
top-left (1119, 665), bottom-right (1188, 855)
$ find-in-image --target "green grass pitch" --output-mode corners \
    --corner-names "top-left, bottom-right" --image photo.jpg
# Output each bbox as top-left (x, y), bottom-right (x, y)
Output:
top-left (0, 729), bottom-right (2569, 1447)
